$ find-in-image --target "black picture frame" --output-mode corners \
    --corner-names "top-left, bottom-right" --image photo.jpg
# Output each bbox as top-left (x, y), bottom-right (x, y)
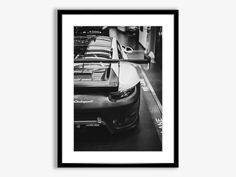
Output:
top-left (57, 9), bottom-right (179, 168)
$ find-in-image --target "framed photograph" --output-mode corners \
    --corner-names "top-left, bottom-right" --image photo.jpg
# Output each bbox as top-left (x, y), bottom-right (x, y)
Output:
top-left (57, 9), bottom-right (178, 167)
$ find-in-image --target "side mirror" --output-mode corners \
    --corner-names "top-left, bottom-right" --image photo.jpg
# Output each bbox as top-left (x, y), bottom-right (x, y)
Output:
top-left (122, 45), bottom-right (133, 54)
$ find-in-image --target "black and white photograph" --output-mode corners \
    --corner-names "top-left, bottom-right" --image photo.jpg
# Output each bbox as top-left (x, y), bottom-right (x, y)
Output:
top-left (58, 10), bottom-right (178, 167)
top-left (73, 26), bottom-right (163, 151)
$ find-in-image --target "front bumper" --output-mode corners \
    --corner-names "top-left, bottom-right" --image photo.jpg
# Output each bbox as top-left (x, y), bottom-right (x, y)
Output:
top-left (74, 83), bottom-right (140, 133)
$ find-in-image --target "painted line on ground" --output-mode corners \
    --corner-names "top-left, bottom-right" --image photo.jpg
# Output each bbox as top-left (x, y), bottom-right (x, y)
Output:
top-left (140, 79), bottom-right (149, 91)
top-left (138, 65), bottom-right (162, 113)
top-left (137, 65), bottom-right (163, 141)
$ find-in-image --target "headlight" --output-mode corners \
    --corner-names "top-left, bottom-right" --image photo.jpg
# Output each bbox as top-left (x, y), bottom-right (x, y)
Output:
top-left (109, 87), bottom-right (135, 100)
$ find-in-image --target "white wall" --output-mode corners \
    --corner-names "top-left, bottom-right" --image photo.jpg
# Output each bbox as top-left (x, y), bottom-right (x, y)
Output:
top-left (0, 0), bottom-right (236, 176)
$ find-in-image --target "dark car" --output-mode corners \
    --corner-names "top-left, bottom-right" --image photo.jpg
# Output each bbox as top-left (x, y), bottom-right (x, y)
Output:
top-left (74, 35), bottom-right (140, 134)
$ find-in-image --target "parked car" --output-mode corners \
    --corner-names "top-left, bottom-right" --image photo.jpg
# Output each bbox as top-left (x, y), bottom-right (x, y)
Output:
top-left (74, 35), bottom-right (140, 134)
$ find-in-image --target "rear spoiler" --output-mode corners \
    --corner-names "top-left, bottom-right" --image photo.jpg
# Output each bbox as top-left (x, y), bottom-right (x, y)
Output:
top-left (74, 58), bottom-right (119, 63)
top-left (74, 58), bottom-right (150, 91)
top-left (74, 58), bottom-right (150, 64)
